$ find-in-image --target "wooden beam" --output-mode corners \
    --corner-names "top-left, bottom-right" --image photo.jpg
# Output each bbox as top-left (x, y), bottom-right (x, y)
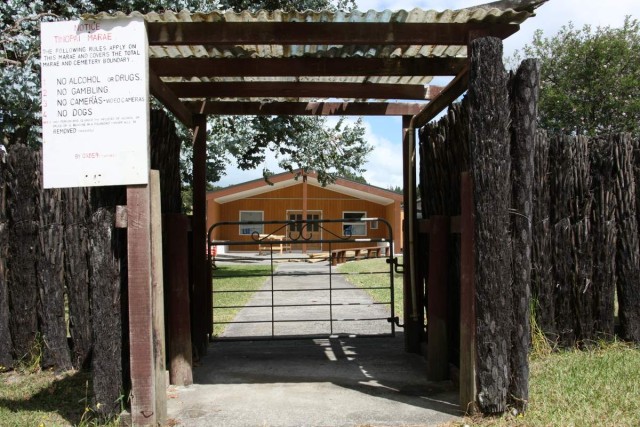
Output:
top-left (185, 101), bottom-right (426, 116)
top-left (410, 64), bottom-right (470, 128)
top-left (427, 215), bottom-right (450, 381)
top-left (402, 115), bottom-right (422, 353)
top-left (149, 70), bottom-right (193, 128)
top-left (166, 81), bottom-right (430, 100)
top-left (191, 114), bottom-right (208, 358)
top-left (127, 182), bottom-right (156, 426)
top-left (149, 57), bottom-right (467, 77)
top-left (149, 170), bottom-right (167, 425)
top-left (147, 22), bottom-right (519, 46)
top-left (164, 214), bottom-right (193, 386)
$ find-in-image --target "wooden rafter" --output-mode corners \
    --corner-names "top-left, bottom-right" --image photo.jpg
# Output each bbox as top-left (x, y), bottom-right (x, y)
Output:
top-left (147, 22), bottom-right (519, 46)
top-left (149, 57), bottom-right (467, 78)
top-left (164, 81), bottom-right (436, 100)
top-left (148, 70), bottom-right (193, 128)
top-left (184, 101), bottom-right (426, 116)
top-left (410, 64), bottom-right (470, 128)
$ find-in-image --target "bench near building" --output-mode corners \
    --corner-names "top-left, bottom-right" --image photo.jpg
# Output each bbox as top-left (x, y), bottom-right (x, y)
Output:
top-left (206, 170), bottom-right (403, 254)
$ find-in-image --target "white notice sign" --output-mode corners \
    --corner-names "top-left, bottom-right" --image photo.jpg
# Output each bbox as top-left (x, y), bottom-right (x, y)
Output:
top-left (41, 18), bottom-right (149, 188)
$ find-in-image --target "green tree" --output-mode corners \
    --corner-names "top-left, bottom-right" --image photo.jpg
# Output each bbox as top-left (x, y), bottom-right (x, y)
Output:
top-left (1, 0), bottom-right (369, 188)
top-left (515, 17), bottom-right (640, 136)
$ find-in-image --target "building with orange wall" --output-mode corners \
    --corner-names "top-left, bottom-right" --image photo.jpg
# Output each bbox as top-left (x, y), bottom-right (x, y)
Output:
top-left (206, 171), bottom-right (403, 253)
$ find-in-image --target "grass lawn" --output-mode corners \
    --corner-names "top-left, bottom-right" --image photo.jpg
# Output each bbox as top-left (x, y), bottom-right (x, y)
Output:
top-left (456, 341), bottom-right (640, 426)
top-left (337, 256), bottom-right (403, 319)
top-left (0, 369), bottom-right (119, 427)
top-left (212, 264), bottom-right (273, 337)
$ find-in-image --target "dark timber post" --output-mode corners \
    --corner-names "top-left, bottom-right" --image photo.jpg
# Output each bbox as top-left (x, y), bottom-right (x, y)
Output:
top-left (613, 134), bottom-right (640, 342)
top-left (468, 36), bottom-right (512, 414)
top-left (164, 214), bottom-right (193, 386)
top-left (0, 151), bottom-right (11, 368)
top-left (427, 216), bottom-right (449, 380)
top-left (459, 172), bottom-right (476, 413)
top-left (192, 114), bottom-right (209, 356)
top-left (402, 115), bottom-right (422, 353)
top-left (150, 171), bottom-right (167, 424)
top-left (508, 59), bottom-right (539, 412)
top-left (127, 178), bottom-right (156, 426)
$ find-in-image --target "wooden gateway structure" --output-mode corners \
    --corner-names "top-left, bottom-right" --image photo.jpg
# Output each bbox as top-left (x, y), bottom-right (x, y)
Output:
top-left (84, 0), bottom-right (546, 424)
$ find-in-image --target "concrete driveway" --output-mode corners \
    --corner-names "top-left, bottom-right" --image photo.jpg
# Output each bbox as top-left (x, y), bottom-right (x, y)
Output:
top-left (167, 260), bottom-right (461, 426)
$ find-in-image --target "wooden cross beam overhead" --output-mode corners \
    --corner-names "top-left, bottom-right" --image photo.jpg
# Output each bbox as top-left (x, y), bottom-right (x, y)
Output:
top-left (141, 5), bottom-right (540, 124)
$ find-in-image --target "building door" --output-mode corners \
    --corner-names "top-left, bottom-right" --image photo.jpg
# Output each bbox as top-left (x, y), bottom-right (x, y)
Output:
top-left (287, 210), bottom-right (322, 251)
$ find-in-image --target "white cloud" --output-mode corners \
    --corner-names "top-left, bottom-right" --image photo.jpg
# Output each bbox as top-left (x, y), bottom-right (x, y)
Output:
top-left (360, 122), bottom-right (404, 190)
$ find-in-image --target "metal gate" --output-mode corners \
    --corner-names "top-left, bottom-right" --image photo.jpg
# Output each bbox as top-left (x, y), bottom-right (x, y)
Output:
top-left (207, 218), bottom-right (400, 341)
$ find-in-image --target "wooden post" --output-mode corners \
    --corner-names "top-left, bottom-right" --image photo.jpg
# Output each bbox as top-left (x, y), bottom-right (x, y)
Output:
top-left (127, 181), bottom-right (156, 426)
top-left (459, 172), bottom-right (476, 414)
top-left (302, 173), bottom-right (308, 254)
top-left (427, 215), bottom-right (449, 381)
top-left (468, 36), bottom-right (512, 415)
top-left (402, 115), bottom-right (422, 353)
top-left (5, 144), bottom-right (39, 364)
top-left (508, 59), bottom-right (539, 412)
top-left (612, 134), bottom-right (640, 342)
top-left (0, 150), bottom-right (12, 368)
top-left (149, 171), bottom-right (167, 424)
top-left (192, 114), bottom-right (209, 356)
top-left (164, 214), bottom-right (193, 386)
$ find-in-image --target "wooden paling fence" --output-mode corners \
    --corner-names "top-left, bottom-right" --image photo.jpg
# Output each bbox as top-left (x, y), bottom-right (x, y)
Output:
top-left (0, 109), bottom-right (183, 417)
top-left (418, 37), bottom-right (640, 415)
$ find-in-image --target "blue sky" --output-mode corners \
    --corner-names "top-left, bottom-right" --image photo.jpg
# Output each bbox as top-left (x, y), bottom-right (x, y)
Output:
top-left (216, 0), bottom-right (640, 189)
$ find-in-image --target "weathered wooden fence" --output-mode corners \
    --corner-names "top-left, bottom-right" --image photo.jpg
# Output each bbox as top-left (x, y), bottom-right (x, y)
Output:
top-left (0, 109), bottom-right (182, 417)
top-left (418, 36), bottom-right (640, 416)
top-left (536, 132), bottom-right (640, 344)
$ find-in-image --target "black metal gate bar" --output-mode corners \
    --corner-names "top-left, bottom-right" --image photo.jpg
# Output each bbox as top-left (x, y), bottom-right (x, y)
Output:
top-left (208, 218), bottom-right (397, 341)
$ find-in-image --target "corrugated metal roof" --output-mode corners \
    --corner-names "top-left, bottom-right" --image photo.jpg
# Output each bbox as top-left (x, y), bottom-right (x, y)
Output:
top-left (84, 4), bottom-right (540, 103)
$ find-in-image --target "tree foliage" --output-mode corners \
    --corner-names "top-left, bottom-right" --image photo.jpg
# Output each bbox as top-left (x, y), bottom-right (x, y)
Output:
top-left (1, 0), bottom-right (369, 188)
top-left (516, 17), bottom-right (640, 136)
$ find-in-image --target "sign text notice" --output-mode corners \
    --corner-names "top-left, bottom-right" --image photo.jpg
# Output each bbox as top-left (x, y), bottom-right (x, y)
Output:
top-left (41, 18), bottom-right (149, 188)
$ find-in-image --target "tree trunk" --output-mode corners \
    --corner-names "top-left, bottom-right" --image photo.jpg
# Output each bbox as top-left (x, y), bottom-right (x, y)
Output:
top-left (508, 58), bottom-right (539, 411)
top-left (468, 36), bottom-right (512, 414)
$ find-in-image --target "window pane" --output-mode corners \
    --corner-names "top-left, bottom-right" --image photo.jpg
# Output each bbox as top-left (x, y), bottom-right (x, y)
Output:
top-left (239, 211), bottom-right (263, 235)
top-left (344, 212), bottom-right (364, 220)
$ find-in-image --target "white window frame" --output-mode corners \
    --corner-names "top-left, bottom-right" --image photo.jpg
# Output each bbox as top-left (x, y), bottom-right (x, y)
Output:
top-left (286, 211), bottom-right (322, 233)
top-left (342, 211), bottom-right (367, 236)
top-left (239, 210), bottom-right (264, 235)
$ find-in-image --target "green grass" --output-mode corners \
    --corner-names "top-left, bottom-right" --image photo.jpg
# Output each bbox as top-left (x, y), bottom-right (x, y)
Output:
top-left (455, 341), bottom-right (640, 427)
top-left (212, 264), bottom-right (273, 337)
top-left (337, 256), bottom-right (403, 319)
top-left (0, 369), bottom-right (119, 427)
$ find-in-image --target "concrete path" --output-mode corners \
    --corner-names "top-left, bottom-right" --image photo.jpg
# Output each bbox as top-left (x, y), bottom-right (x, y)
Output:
top-left (220, 261), bottom-right (392, 338)
top-left (167, 260), bottom-right (461, 427)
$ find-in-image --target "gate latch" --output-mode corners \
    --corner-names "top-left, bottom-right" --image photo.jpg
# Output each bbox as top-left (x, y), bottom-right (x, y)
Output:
top-left (387, 316), bottom-right (403, 327)
top-left (387, 257), bottom-right (403, 274)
